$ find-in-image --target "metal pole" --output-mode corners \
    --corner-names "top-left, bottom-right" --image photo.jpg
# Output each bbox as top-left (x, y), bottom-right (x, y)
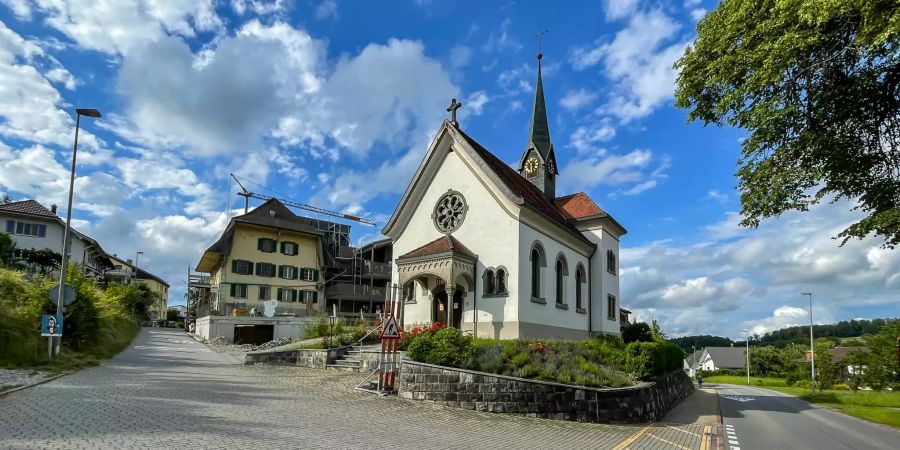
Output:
top-left (53, 113), bottom-right (81, 357)
top-left (804, 292), bottom-right (817, 395)
top-left (744, 329), bottom-right (750, 384)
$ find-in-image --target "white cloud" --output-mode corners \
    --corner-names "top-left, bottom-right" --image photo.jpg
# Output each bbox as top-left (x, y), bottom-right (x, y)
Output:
top-left (569, 122), bottom-right (616, 152)
top-left (604, 0), bottom-right (641, 20)
top-left (44, 67), bottom-right (76, 90)
top-left (572, 10), bottom-right (690, 122)
top-left (498, 63), bottom-right (533, 94)
top-left (465, 91), bottom-right (489, 116)
top-left (559, 88), bottom-right (598, 111)
top-left (482, 18), bottom-right (521, 54)
top-left (13, 1), bottom-right (222, 55)
top-left (690, 8), bottom-right (708, 21)
top-left (315, 0), bottom-right (339, 20)
top-left (747, 306), bottom-right (821, 336)
top-left (706, 189), bottom-right (728, 203)
top-left (622, 200), bottom-right (900, 338)
top-left (450, 45), bottom-right (472, 70)
top-left (232, 0), bottom-right (288, 16)
top-left (560, 148), bottom-right (668, 196)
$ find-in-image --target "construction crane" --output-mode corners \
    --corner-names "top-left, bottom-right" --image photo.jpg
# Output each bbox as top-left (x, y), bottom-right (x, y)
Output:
top-left (231, 173), bottom-right (376, 226)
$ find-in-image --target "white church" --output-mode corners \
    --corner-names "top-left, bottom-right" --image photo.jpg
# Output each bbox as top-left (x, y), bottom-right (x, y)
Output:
top-left (382, 52), bottom-right (627, 340)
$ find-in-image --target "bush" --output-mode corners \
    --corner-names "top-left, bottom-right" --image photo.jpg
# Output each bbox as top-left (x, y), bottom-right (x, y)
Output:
top-left (794, 380), bottom-right (812, 389)
top-left (621, 322), bottom-right (653, 343)
top-left (406, 328), bottom-right (474, 368)
top-left (304, 314), bottom-right (344, 339)
top-left (831, 383), bottom-right (850, 391)
top-left (619, 341), bottom-right (685, 379)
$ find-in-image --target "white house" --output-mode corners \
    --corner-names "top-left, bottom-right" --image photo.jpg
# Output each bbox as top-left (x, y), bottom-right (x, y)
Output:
top-left (382, 53), bottom-right (627, 340)
top-left (687, 347), bottom-right (747, 376)
top-left (0, 200), bottom-right (112, 277)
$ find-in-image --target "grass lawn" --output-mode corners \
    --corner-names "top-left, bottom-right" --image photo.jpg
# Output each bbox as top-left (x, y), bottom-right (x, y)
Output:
top-left (705, 375), bottom-right (900, 429)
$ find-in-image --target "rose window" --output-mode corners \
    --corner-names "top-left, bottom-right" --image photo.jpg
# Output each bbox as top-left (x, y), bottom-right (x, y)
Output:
top-left (433, 192), bottom-right (467, 233)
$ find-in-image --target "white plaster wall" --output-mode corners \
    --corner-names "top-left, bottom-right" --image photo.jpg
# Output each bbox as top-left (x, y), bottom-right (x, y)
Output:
top-left (391, 145), bottom-right (520, 329)
top-left (517, 223), bottom-right (591, 335)
top-left (584, 227), bottom-right (621, 336)
top-left (2, 214), bottom-right (91, 267)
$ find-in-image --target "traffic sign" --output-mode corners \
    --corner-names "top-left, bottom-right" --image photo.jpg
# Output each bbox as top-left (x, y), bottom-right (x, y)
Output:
top-left (41, 314), bottom-right (63, 337)
top-left (49, 284), bottom-right (77, 306)
top-left (381, 315), bottom-right (400, 339)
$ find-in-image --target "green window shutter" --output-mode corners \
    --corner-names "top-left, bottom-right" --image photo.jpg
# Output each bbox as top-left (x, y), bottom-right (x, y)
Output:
top-left (313, 291), bottom-right (318, 302)
top-left (280, 241), bottom-right (285, 254)
top-left (231, 260), bottom-right (238, 273)
top-left (230, 284), bottom-right (236, 297)
top-left (257, 238), bottom-right (264, 251)
top-left (292, 266), bottom-right (298, 280)
top-left (299, 268), bottom-right (307, 280)
top-left (278, 265), bottom-right (284, 278)
top-left (254, 262), bottom-right (261, 276)
top-left (313, 269), bottom-right (319, 281)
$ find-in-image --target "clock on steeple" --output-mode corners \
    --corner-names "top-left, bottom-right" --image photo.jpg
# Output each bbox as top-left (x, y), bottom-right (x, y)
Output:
top-left (524, 156), bottom-right (540, 179)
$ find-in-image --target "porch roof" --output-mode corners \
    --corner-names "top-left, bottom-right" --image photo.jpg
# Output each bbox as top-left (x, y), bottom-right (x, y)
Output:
top-left (397, 235), bottom-right (475, 260)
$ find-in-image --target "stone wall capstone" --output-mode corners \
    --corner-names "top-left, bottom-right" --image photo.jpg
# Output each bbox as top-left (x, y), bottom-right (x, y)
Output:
top-left (398, 360), bottom-right (694, 423)
top-left (244, 346), bottom-right (348, 367)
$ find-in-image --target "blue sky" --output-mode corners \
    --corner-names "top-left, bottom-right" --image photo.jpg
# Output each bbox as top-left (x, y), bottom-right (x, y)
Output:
top-left (0, 0), bottom-right (896, 339)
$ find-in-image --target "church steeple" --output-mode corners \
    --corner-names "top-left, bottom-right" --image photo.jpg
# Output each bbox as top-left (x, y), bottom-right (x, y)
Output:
top-left (519, 51), bottom-right (557, 199)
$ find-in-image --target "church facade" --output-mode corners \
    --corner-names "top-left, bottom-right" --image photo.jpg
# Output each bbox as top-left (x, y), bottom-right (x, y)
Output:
top-left (382, 54), bottom-right (626, 340)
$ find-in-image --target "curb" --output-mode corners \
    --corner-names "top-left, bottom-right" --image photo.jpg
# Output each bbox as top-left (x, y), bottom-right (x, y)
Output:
top-left (0, 373), bottom-right (66, 398)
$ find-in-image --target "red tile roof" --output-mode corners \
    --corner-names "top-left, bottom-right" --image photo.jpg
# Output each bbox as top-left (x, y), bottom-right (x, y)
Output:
top-left (398, 235), bottom-right (475, 260)
top-left (0, 199), bottom-right (57, 217)
top-left (554, 192), bottom-right (606, 220)
top-left (456, 128), bottom-right (594, 245)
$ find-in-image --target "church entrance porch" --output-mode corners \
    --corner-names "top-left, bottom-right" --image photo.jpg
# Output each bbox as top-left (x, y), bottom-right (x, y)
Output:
top-left (395, 235), bottom-right (476, 331)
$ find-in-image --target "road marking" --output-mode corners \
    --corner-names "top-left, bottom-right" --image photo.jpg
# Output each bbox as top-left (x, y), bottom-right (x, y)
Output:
top-left (700, 425), bottom-right (711, 450)
top-left (646, 431), bottom-right (691, 450)
top-left (724, 423), bottom-right (741, 450)
top-left (612, 425), bottom-right (651, 450)
top-left (664, 424), bottom-right (701, 437)
top-left (723, 395), bottom-right (754, 402)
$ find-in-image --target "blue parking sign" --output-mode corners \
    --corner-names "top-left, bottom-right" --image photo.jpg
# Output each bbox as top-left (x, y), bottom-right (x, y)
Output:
top-left (41, 314), bottom-right (63, 337)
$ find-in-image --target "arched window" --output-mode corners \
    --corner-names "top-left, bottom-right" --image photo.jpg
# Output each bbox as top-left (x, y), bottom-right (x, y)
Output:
top-left (575, 265), bottom-right (585, 310)
top-left (555, 260), bottom-right (564, 304)
top-left (607, 250), bottom-right (617, 275)
top-left (496, 268), bottom-right (506, 294)
top-left (484, 268), bottom-right (495, 294)
top-left (531, 249), bottom-right (541, 298)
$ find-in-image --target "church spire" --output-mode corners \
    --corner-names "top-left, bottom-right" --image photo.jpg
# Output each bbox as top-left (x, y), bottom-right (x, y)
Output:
top-left (527, 51), bottom-right (553, 164)
top-left (519, 48), bottom-right (558, 200)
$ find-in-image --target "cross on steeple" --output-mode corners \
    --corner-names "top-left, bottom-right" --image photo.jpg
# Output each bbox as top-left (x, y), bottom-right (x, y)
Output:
top-left (532, 29), bottom-right (549, 58)
top-left (446, 98), bottom-right (462, 127)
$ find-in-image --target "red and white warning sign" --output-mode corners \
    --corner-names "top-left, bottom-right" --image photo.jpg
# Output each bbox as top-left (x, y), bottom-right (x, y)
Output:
top-left (381, 315), bottom-right (400, 339)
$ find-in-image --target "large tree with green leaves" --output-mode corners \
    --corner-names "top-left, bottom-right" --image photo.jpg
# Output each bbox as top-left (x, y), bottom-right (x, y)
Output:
top-left (675, 0), bottom-right (900, 247)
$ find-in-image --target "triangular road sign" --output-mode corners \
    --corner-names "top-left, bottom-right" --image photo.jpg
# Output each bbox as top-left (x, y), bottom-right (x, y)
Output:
top-left (381, 316), bottom-right (400, 339)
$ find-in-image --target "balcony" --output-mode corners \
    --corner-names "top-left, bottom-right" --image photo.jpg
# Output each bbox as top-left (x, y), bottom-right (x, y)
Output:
top-left (360, 260), bottom-right (392, 279)
top-left (188, 274), bottom-right (211, 288)
top-left (325, 282), bottom-right (387, 301)
top-left (219, 301), bottom-right (313, 317)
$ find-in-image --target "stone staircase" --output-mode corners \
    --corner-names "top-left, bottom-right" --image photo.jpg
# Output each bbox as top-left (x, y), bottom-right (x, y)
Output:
top-left (325, 343), bottom-right (381, 371)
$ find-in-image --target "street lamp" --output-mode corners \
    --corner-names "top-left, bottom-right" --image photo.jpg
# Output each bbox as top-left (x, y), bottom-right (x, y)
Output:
top-left (53, 108), bottom-right (101, 358)
top-left (743, 329), bottom-right (750, 385)
top-left (802, 291), bottom-right (816, 395)
top-left (134, 251), bottom-right (143, 281)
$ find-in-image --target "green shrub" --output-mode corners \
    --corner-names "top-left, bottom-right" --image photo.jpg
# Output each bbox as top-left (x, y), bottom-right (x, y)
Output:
top-left (832, 383), bottom-right (850, 391)
top-left (406, 328), bottom-right (475, 367)
top-left (619, 341), bottom-right (685, 379)
top-left (794, 380), bottom-right (813, 389)
top-left (304, 314), bottom-right (344, 339)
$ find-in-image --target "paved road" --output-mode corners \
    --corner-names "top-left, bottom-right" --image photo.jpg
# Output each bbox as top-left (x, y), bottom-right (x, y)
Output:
top-left (1, 328), bottom-right (711, 449)
top-left (713, 383), bottom-right (898, 450)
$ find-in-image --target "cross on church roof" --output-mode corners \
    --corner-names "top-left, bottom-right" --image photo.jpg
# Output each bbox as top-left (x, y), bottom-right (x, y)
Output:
top-left (532, 29), bottom-right (549, 58)
top-left (447, 98), bottom-right (462, 127)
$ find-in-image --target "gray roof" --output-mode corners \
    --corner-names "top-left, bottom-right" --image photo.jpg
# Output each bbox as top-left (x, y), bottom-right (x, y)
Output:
top-left (685, 349), bottom-right (704, 366)
top-left (704, 347), bottom-right (746, 369)
top-left (0, 199), bottom-right (57, 217)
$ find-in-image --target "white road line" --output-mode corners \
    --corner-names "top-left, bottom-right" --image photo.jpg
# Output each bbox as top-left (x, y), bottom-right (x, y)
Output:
top-left (725, 423), bottom-right (739, 450)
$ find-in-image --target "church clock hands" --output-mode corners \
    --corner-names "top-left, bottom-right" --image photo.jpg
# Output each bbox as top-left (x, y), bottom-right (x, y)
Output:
top-left (433, 191), bottom-right (467, 233)
top-left (524, 156), bottom-right (539, 178)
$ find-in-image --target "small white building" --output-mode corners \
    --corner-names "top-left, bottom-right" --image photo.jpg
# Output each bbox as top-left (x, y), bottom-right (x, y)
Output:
top-left (382, 53), bottom-right (627, 340)
top-left (1, 200), bottom-right (112, 278)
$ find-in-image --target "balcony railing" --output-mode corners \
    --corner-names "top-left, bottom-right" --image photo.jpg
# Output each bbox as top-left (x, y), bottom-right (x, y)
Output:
top-left (360, 261), bottom-right (392, 277)
top-left (325, 282), bottom-right (387, 300)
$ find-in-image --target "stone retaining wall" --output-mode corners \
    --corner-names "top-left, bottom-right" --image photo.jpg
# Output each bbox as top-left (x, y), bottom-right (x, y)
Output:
top-left (398, 360), bottom-right (694, 423)
top-left (244, 346), bottom-right (348, 367)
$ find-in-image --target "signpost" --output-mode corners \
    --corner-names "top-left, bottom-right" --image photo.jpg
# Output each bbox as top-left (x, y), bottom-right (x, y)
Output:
top-left (378, 298), bottom-right (401, 391)
top-left (41, 314), bottom-right (63, 359)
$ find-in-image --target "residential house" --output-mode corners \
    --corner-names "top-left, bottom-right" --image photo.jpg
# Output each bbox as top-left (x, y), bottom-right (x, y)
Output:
top-left (193, 198), bottom-right (325, 344)
top-left (106, 254), bottom-right (170, 322)
top-left (690, 347), bottom-right (747, 375)
top-left (0, 200), bottom-right (112, 278)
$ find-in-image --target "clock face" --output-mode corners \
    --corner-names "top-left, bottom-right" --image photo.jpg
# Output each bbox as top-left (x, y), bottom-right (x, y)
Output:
top-left (524, 157), bottom-right (539, 177)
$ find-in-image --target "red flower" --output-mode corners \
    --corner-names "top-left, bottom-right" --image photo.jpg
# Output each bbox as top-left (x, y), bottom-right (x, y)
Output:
top-left (430, 322), bottom-right (447, 332)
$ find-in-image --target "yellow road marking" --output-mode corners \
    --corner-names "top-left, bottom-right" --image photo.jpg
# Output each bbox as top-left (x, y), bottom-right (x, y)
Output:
top-left (699, 425), bottom-right (711, 450)
top-left (612, 425), bottom-right (652, 450)
top-left (665, 424), bottom-right (701, 437)
top-left (646, 432), bottom-right (691, 450)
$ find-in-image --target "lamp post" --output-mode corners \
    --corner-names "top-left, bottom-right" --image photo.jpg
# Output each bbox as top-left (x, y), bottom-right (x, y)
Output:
top-left (134, 251), bottom-right (143, 281)
top-left (743, 329), bottom-right (750, 384)
top-left (53, 108), bottom-right (101, 358)
top-left (802, 291), bottom-right (816, 395)
top-left (692, 345), bottom-right (697, 379)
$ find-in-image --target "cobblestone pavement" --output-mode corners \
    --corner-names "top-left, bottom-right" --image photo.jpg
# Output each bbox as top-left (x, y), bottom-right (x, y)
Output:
top-left (0, 329), bottom-right (716, 449)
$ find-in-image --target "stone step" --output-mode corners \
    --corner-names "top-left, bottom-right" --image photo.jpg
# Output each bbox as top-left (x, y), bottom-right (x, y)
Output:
top-left (325, 362), bottom-right (361, 371)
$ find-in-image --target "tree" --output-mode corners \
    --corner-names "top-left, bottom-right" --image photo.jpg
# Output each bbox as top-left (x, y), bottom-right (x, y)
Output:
top-left (749, 346), bottom-right (784, 377)
top-left (675, 0), bottom-right (900, 248)
top-left (651, 319), bottom-right (668, 342)
top-left (669, 335), bottom-right (735, 352)
top-left (621, 322), bottom-right (653, 343)
top-left (814, 338), bottom-right (841, 390)
top-left (21, 249), bottom-right (61, 275)
top-left (0, 232), bottom-right (15, 264)
top-left (860, 323), bottom-right (900, 390)
top-left (0, 194), bottom-right (12, 205)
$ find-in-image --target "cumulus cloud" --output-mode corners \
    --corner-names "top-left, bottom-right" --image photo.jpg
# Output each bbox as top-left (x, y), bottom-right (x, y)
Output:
top-left (622, 200), bottom-right (900, 338)
top-left (570, 9), bottom-right (690, 122)
top-left (604, 0), bottom-right (642, 20)
top-left (559, 148), bottom-right (668, 196)
top-left (559, 88), bottom-right (599, 111)
top-left (465, 91), bottom-right (489, 116)
top-left (315, 0), bottom-right (338, 20)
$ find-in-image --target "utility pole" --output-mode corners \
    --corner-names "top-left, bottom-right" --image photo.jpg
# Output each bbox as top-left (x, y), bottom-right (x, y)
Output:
top-left (743, 329), bottom-right (750, 384)
top-left (802, 292), bottom-right (816, 395)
